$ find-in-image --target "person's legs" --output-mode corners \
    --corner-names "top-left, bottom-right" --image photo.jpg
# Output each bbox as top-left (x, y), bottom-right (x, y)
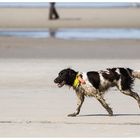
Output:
top-left (49, 5), bottom-right (53, 19)
top-left (53, 7), bottom-right (59, 19)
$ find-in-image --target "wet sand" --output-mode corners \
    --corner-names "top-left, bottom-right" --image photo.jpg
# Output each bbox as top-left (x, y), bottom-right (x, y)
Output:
top-left (0, 36), bottom-right (140, 137)
top-left (0, 37), bottom-right (140, 59)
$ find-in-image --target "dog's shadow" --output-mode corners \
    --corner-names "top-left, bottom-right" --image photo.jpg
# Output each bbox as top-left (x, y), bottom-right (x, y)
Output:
top-left (79, 113), bottom-right (140, 117)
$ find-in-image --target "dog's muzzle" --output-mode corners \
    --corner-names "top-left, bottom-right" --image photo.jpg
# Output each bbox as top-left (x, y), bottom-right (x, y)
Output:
top-left (54, 78), bottom-right (65, 88)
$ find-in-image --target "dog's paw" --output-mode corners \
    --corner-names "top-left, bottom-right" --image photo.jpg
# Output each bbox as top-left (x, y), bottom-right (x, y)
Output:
top-left (108, 110), bottom-right (113, 116)
top-left (67, 113), bottom-right (77, 117)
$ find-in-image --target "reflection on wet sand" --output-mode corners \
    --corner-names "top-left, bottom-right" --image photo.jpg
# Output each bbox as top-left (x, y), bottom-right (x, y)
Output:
top-left (1, 28), bottom-right (140, 40)
top-left (49, 28), bottom-right (58, 38)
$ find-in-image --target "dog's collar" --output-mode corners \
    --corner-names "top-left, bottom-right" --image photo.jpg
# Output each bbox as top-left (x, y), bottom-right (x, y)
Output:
top-left (73, 73), bottom-right (80, 88)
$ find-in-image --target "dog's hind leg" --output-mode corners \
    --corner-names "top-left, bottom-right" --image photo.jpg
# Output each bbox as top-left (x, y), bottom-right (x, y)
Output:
top-left (95, 94), bottom-right (113, 116)
top-left (119, 89), bottom-right (140, 108)
top-left (68, 92), bottom-right (85, 117)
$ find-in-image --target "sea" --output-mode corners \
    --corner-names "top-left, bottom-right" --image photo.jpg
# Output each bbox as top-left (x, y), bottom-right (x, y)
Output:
top-left (0, 2), bottom-right (139, 8)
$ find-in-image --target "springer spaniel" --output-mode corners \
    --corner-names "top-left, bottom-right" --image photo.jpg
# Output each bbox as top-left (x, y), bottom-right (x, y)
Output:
top-left (54, 68), bottom-right (140, 117)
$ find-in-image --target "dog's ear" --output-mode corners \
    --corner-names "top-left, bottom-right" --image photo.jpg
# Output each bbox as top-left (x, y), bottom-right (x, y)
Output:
top-left (67, 68), bottom-right (76, 78)
top-left (63, 68), bottom-right (77, 86)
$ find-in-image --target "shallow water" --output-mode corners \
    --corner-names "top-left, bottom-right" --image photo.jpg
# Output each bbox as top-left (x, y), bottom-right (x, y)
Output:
top-left (0, 28), bottom-right (140, 40)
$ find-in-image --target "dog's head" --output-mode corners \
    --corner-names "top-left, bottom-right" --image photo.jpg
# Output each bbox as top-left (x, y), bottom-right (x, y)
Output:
top-left (54, 68), bottom-right (77, 88)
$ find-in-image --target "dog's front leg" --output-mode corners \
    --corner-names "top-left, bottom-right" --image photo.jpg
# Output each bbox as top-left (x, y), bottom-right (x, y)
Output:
top-left (68, 92), bottom-right (84, 117)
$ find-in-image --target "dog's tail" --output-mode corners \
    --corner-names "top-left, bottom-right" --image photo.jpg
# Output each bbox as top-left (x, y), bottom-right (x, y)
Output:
top-left (132, 70), bottom-right (140, 79)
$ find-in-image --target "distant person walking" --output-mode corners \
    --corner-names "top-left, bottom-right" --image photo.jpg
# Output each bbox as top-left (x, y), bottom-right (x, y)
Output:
top-left (49, 2), bottom-right (59, 20)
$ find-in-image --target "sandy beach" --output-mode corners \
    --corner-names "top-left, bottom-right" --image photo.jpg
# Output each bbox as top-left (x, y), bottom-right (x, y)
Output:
top-left (0, 58), bottom-right (140, 137)
top-left (0, 36), bottom-right (139, 137)
top-left (0, 4), bottom-right (140, 137)
top-left (0, 7), bottom-right (140, 28)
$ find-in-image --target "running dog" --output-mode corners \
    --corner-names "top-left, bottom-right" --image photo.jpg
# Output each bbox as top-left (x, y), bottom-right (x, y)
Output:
top-left (54, 68), bottom-right (140, 117)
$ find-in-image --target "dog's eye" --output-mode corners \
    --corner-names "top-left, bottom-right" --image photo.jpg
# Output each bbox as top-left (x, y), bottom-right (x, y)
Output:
top-left (59, 72), bottom-right (63, 76)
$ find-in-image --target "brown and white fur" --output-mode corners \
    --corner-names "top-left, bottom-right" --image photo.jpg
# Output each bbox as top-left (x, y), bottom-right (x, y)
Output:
top-left (54, 68), bottom-right (140, 117)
